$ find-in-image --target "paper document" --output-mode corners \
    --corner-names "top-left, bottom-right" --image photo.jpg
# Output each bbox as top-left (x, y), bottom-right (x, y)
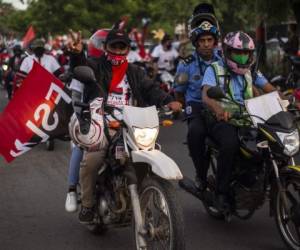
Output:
top-left (244, 91), bottom-right (284, 127)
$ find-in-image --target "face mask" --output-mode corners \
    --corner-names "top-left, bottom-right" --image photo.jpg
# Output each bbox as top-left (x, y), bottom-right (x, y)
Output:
top-left (34, 48), bottom-right (45, 58)
top-left (166, 44), bottom-right (172, 50)
top-left (231, 52), bottom-right (249, 65)
top-left (107, 52), bottom-right (127, 66)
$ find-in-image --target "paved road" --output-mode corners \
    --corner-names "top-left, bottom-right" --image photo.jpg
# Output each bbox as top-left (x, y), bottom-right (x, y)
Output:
top-left (0, 86), bottom-right (287, 250)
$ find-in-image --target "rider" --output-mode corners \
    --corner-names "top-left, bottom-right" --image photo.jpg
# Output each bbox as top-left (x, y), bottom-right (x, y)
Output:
top-left (16, 39), bottom-right (62, 91)
top-left (175, 4), bottom-right (221, 191)
top-left (202, 31), bottom-right (276, 211)
top-left (151, 33), bottom-right (179, 79)
top-left (5, 44), bottom-right (25, 99)
top-left (68, 28), bottom-right (182, 223)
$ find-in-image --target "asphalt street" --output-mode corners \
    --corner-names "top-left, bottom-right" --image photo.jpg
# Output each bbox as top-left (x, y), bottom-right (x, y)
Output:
top-left (0, 86), bottom-right (287, 250)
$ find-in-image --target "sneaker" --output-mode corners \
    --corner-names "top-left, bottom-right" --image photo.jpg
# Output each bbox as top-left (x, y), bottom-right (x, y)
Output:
top-left (65, 191), bottom-right (78, 213)
top-left (79, 206), bottom-right (94, 224)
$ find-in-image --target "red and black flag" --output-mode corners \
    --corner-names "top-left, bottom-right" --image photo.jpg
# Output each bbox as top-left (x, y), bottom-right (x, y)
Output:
top-left (0, 62), bottom-right (73, 163)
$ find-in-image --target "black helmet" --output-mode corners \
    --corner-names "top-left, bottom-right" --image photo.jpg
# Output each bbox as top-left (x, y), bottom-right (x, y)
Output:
top-left (30, 39), bottom-right (45, 50)
top-left (13, 44), bottom-right (22, 54)
top-left (188, 3), bottom-right (220, 46)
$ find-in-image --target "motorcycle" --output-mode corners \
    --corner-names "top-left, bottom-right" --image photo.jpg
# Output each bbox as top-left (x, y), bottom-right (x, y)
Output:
top-left (180, 87), bottom-right (300, 250)
top-left (71, 66), bottom-right (185, 250)
top-left (270, 36), bottom-right (300, 95)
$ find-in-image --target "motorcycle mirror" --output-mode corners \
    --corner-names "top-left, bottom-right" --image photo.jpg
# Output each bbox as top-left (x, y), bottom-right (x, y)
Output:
top-left (207, 86), bottom-right (226, 99)
top-left (73, 66), bottom-right (96, 84)
top-left (175, 73), bottom-right (188, 85)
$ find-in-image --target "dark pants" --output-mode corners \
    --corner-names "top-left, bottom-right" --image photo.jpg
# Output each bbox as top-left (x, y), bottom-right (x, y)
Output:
top-left (210, 121), bottom-right (239, 195)
top-left (187, 115), bottom-right (209, 183)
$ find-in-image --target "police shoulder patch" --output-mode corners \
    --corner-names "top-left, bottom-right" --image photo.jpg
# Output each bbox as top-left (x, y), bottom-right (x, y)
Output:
top-left (182, 55), bottom-right (195, 65)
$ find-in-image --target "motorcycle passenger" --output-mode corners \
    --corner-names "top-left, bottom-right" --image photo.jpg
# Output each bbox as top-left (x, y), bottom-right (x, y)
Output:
top-left (202, 31), bottom-right (276, 212)
top-left (68, 29), bottom-right (182, 223)
top-left (175, 7), bottom-right (221, 191)
top-left (65, 29), bottom-right (110, 213)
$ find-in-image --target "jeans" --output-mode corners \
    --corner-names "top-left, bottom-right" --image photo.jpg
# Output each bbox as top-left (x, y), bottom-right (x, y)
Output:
top-left (80, 134), bottom-right (109, 208)
top-left (68, 146), bottom-right (83, 187)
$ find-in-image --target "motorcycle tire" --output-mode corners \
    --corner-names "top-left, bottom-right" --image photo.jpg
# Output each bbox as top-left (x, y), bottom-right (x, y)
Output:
top-left (274, 175), bottom-right (300, 250)
top-left (86, 222), bottom-right (107, 235)
top-left (134, 176), bottom-right (185, 250)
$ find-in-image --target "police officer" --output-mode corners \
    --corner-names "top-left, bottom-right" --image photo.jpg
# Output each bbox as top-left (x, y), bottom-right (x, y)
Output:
top-left (175, 4), bottom-right (221, 191)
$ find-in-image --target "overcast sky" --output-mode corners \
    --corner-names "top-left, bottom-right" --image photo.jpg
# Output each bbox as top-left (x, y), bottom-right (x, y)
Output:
top-left (3, 0), bottom-right (28, 10)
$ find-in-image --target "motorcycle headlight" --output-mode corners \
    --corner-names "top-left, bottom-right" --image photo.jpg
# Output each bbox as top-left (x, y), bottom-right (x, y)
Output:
top-left (133, 127), bottom-right (158, 149)
top-left (276, 130), bottom-right (299, 156)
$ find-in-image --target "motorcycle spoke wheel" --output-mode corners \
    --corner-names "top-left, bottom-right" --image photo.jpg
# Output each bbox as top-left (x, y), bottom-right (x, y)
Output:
top-left (142, 187), bottom-right (171, 249)
top-left (275, 177), bottom-right (300, 250)
top-left (134, 177), bottom-right (185, 250)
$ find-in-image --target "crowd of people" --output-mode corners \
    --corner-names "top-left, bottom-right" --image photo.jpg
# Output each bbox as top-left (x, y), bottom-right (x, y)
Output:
top-left (0, 1), bottom-right (299, 228)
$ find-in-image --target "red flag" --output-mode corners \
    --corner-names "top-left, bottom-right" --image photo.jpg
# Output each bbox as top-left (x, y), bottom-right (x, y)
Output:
top-left (0, 62), bottom-right (73, 163)
top-left (22, 25), bottom-right (36, 48)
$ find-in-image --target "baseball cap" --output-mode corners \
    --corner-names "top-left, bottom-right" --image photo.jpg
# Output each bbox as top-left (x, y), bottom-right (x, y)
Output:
top-left (105, 29), bottom-right (130, 46)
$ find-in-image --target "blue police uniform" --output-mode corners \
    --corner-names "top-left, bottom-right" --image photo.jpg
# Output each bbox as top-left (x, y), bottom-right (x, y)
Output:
top-left (174, 49), bottom-right (222, 116)
top-left (174, 48), bottom-right (222, 186)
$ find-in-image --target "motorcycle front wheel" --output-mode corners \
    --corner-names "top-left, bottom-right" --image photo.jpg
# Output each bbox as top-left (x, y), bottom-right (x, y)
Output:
top-left (134, 176), bottom-right (185, 250)
top-left (275, 176), bottom-right (300, 250)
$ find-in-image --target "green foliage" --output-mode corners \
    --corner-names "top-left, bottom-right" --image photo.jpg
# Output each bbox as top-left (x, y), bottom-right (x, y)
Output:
top-left (0, 0), bottom-right (297, 38)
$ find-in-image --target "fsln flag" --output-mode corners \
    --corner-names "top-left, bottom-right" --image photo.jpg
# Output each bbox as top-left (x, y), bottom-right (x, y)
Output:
top-left (0, 62), bottom-right (73, 162)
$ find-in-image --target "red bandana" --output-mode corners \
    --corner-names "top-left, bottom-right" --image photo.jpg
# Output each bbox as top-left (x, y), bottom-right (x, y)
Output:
top-left (109, 61), bottom-right (128, 93)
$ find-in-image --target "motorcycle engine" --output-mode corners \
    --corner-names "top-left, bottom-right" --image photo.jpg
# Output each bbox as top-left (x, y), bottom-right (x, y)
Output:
top-left (233, 172), bottom-right (265, 211)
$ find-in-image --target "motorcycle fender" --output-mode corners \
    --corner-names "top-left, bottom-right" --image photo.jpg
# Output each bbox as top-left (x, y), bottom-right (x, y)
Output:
top-left (287, 165), bottom-right (300, 176)
top-left (131, 150), bottom-right (183, 180)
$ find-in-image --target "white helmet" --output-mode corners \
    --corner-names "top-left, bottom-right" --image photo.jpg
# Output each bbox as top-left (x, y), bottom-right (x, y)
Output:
top-left (69, 98), bottom-right (105, 152)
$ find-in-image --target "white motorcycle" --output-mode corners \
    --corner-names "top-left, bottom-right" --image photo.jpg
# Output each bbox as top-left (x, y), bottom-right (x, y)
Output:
top-left (71, 66), bottom-right (185, 250)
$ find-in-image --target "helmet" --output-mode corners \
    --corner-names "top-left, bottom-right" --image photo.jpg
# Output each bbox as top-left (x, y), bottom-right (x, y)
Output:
top-left (30, 39), bottom-right (45, 50)
top-left (13, 44), bottom-right (22, 54)
top-left (188, 13), bottom-right (220, 46)
top-left (87, 29), bottom-right (110, 58)
top-left (223, 31), bottom-right (255, 75)
top-left (105, 29), bottom-right (130, 66)
top-left (69, 98), bottom-right (105, 152)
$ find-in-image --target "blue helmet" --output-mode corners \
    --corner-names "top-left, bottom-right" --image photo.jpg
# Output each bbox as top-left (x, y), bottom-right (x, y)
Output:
top-left (188, 13), bottom-right (220, 46)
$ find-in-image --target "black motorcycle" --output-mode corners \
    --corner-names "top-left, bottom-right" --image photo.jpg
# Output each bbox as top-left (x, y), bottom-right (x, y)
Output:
top-left (180, 87), bottom-right (300, 250)
top-left (270, 36), bottom-right (300, 94)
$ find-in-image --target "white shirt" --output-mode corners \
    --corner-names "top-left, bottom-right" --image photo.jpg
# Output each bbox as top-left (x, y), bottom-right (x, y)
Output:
top-left (20, 53), bottom-right (61, 74)
top-left (127, 50), bottom-right (142, 63)
top-left (151, 44), bottom-right (179, 72)
top-left (107, 74), bottom-right (132, 108)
